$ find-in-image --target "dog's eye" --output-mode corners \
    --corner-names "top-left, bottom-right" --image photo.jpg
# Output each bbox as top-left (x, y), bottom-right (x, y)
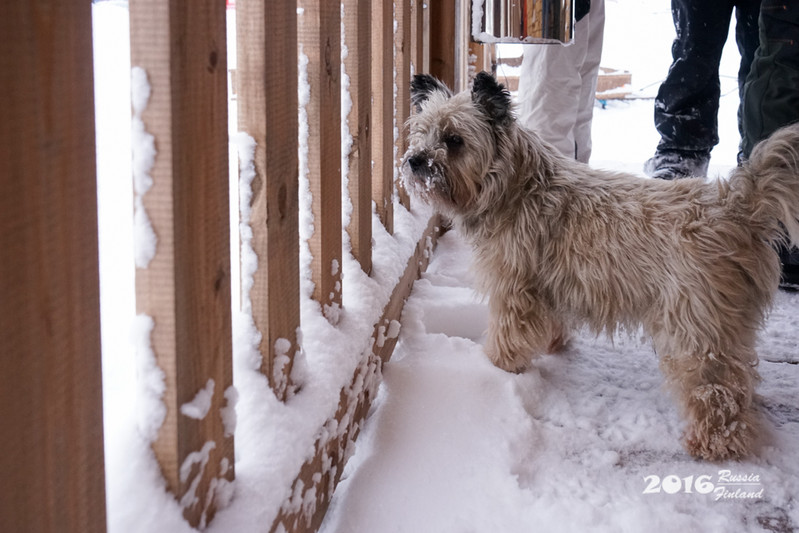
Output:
top-left (444, 134), bottom-right (464, 149)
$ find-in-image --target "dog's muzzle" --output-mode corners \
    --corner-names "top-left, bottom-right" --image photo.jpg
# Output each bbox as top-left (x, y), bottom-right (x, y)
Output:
top-left (406, 153), bottom-right (428, 177)
top-left (402, 151), bottom-right (450, 199)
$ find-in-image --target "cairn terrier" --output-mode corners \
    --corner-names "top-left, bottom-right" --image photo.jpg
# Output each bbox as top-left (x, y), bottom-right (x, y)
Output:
top-left (402, 71), bottom-right (799, 461)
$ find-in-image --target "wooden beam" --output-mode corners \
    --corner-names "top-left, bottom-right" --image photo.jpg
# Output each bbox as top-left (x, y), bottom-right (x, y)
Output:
top-left (271, 216), bottom-right (443, 533)
top-left (371, 0), bottom-right (394, 233)
top-left (237, 0), bottom-right (301, 397)
top-left (395, 0), bottom-right (412, 209)
top-left (469, 41), bottom-right (496, 82)
top-left (299, 0), bottom-right (343, 319)
top-left (411, 0), bottom-right (426, 75)
top-left (129, 1), bottom-right (234, 527)
top-left (343, 0), bottom-right (373, 275)
top-left (422, 0), bottom-right (431, 74)
top-left (430, 0), bottom-right (457, 89)
top-left (0, 3), bottom-right (107, 532)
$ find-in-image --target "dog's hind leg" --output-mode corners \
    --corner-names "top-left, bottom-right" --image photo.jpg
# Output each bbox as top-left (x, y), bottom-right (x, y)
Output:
top-left (658, 344), bottom-right (760, 461)
top-left (484, 295), bottom-right (566, 373)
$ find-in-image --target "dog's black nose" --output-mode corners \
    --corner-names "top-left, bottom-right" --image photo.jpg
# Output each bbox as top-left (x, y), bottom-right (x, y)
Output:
top-left (407, 154), bottom-right (426, 173)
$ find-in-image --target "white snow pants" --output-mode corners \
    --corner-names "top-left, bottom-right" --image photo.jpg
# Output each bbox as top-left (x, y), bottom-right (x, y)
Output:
top-left (516, 0), bottom-right (605, 163)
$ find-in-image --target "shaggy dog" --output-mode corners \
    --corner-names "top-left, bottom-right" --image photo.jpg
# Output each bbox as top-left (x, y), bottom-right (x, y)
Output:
top-left (401, 71), bottom-right (799, 461)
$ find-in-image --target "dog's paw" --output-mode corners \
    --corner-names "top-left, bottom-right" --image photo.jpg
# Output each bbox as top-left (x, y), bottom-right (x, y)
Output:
top-left (484, 348), bottom-right (530, 374)
top-left (684, 416), bottom-right (757, 461)
top-left (682, 384), bottom-right (758, 460)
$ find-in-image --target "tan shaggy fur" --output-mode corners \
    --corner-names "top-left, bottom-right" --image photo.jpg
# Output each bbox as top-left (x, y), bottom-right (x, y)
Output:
top-left (402, 72), bottom-right (799, 461)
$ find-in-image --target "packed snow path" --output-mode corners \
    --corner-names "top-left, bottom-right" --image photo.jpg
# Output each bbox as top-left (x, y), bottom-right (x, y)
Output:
top-left (322, 231), bottom-right (799, 533)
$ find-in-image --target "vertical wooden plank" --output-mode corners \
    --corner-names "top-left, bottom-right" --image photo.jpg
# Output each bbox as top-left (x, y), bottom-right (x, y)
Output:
top-left (343, 0), bottom-right (373, 274)
top-left (299, 0), bottom-right (343, 318)
top-left (237, 0), bottom-right (301, 396)
top-left (394, 0), bottom-right (412, 209)
top-left (372, 0), bottom-right (394, 233)
top-left (430, 0), bottom-right (456, 89)
top-left (454, 0), bottom-right (470, 91)
top-left (423, 0), bottom-right (431, 74)
top-left (469, 41), bottom-right (495, 81)
top-left (129, 0), bottom-right (234, 527)
top-left (411, 0), bottom-right (425, 75)
top-left (0, 4), bottom-right (107, 532)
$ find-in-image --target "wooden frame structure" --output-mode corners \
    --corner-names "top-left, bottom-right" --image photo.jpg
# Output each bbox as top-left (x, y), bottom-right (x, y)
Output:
top-left (0, 0), bottom-right (484, 531)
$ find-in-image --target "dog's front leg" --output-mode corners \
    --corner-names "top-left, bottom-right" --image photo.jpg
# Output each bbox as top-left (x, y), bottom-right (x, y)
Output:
top-left (484, 296), bottom-right (564, 373)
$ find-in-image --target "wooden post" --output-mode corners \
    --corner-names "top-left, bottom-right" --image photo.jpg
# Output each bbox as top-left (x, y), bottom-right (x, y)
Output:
top-left (0, 3), bottom-right (107, 532)
top-left (343, 0), bottom-right (373, 275)
top-left (411, 0), bottom-right (426, 75)
top-left (129, 1), bottom-right (234, 527)
top-left (299, 0), bottom-right (343, 318)
top-left (469, 41), bottom-right (495, 81)
top-left (371, 0), bottom-right (394, 233)
top-left (423, 0), bottom-right (431, 74)
top-left (430, 0), bottom-right (457, 89)
top-left (394, 0), bottom-right (412, 209)
top-left (237, 0), bottom-right (302, 397)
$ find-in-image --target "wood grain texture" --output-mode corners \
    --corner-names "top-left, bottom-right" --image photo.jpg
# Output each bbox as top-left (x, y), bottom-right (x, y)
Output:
top-left (129, 0), bottom-right (234, 527)
top-left (394, 0), bottom-right (412, 209)
top-left (237, 0), bottom-right (301, 398)
top-left (343, 0), bottom-right (373, 275)
top-left (0, 3), bottom-right (107, 532)
top-left (430, 0), bottom-right (457, 89)
top-left (371, 0), bottom-right (395, 234)
top-left (411, 0), bottom-right (426, 75)
top-left (299, 0), bottom-right (343, 318)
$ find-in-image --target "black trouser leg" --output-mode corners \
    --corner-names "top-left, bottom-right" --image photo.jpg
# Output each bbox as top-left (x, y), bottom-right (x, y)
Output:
top-left (654, 0), bottom-right (736, 155)
top-left (734, 0), bottom-right (764, 140)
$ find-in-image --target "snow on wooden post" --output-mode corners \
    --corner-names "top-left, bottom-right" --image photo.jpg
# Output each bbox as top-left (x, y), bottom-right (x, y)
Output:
top-left (299, 0), bottom-right (344, 320)
top-left (236, 0), bottom-right (302, 399)
top-left (371, 0), bottom-right (395, 234)
top-left (0, 4), bottom-right (107, 532)
top-left (343, 0), bottom-right (373, 275)
top-left (128, 0), bottom-right (234, 527)
top-left (394, 0), bottom-right (412, 209)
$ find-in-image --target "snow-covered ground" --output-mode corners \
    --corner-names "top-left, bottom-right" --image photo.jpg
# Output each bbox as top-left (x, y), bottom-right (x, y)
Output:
top-left (92, 0), bottom-right (799, 531)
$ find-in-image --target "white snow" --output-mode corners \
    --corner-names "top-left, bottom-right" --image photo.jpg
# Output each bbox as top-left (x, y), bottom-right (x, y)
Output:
top-left (220, 386), bottom-right (239, 438)
top-left (130, 313), bottom-right (166, 442)
top-left (130, 66), bottom-right (157, 269)
top-left (91, 1), bottom-right (799, 532)
top-left (180, 379), bottom-right (215, 420)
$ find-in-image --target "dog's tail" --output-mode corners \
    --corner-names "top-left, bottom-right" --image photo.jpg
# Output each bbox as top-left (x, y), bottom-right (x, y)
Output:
top-left (730, 123), bottom-right (799, 248)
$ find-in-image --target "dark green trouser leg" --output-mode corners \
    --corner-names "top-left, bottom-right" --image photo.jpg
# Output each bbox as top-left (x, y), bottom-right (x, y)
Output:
top-left (740, 0), bottom-right (799, 159)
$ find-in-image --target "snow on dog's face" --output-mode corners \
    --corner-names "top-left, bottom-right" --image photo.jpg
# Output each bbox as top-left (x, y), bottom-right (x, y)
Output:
top-left (402, 72), bottom-right (513, 215)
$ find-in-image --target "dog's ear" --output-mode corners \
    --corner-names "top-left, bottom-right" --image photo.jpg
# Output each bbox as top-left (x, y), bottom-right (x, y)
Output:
top-left (471, 71), bottom-right (512, 125)
top-left (411, 74), bottom-right (452, 112)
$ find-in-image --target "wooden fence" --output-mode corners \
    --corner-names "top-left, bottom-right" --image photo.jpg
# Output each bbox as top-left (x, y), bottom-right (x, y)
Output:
top-left (0, 0), bottom-right (472, 532)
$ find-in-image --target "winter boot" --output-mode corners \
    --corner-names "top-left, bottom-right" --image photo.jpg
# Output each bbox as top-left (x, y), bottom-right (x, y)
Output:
top-left (643, 149), bottom-right (710, 180)
top-left (778, 243), bottom-right (799, 292)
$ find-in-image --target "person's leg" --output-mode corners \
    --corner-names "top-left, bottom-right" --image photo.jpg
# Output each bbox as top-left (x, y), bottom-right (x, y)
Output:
top-left (740, 0), bottom-right (799, 290)
top-left (733, 0), bottom-right (762, 143)
top-left (573, 0), bottom-right (605, 163)
top-left (517, 15), bottom-right (590, 159)
top-left (646, 0), bottom-right (735, 179)
top-left (741, 0), bottom-right (799, 157)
